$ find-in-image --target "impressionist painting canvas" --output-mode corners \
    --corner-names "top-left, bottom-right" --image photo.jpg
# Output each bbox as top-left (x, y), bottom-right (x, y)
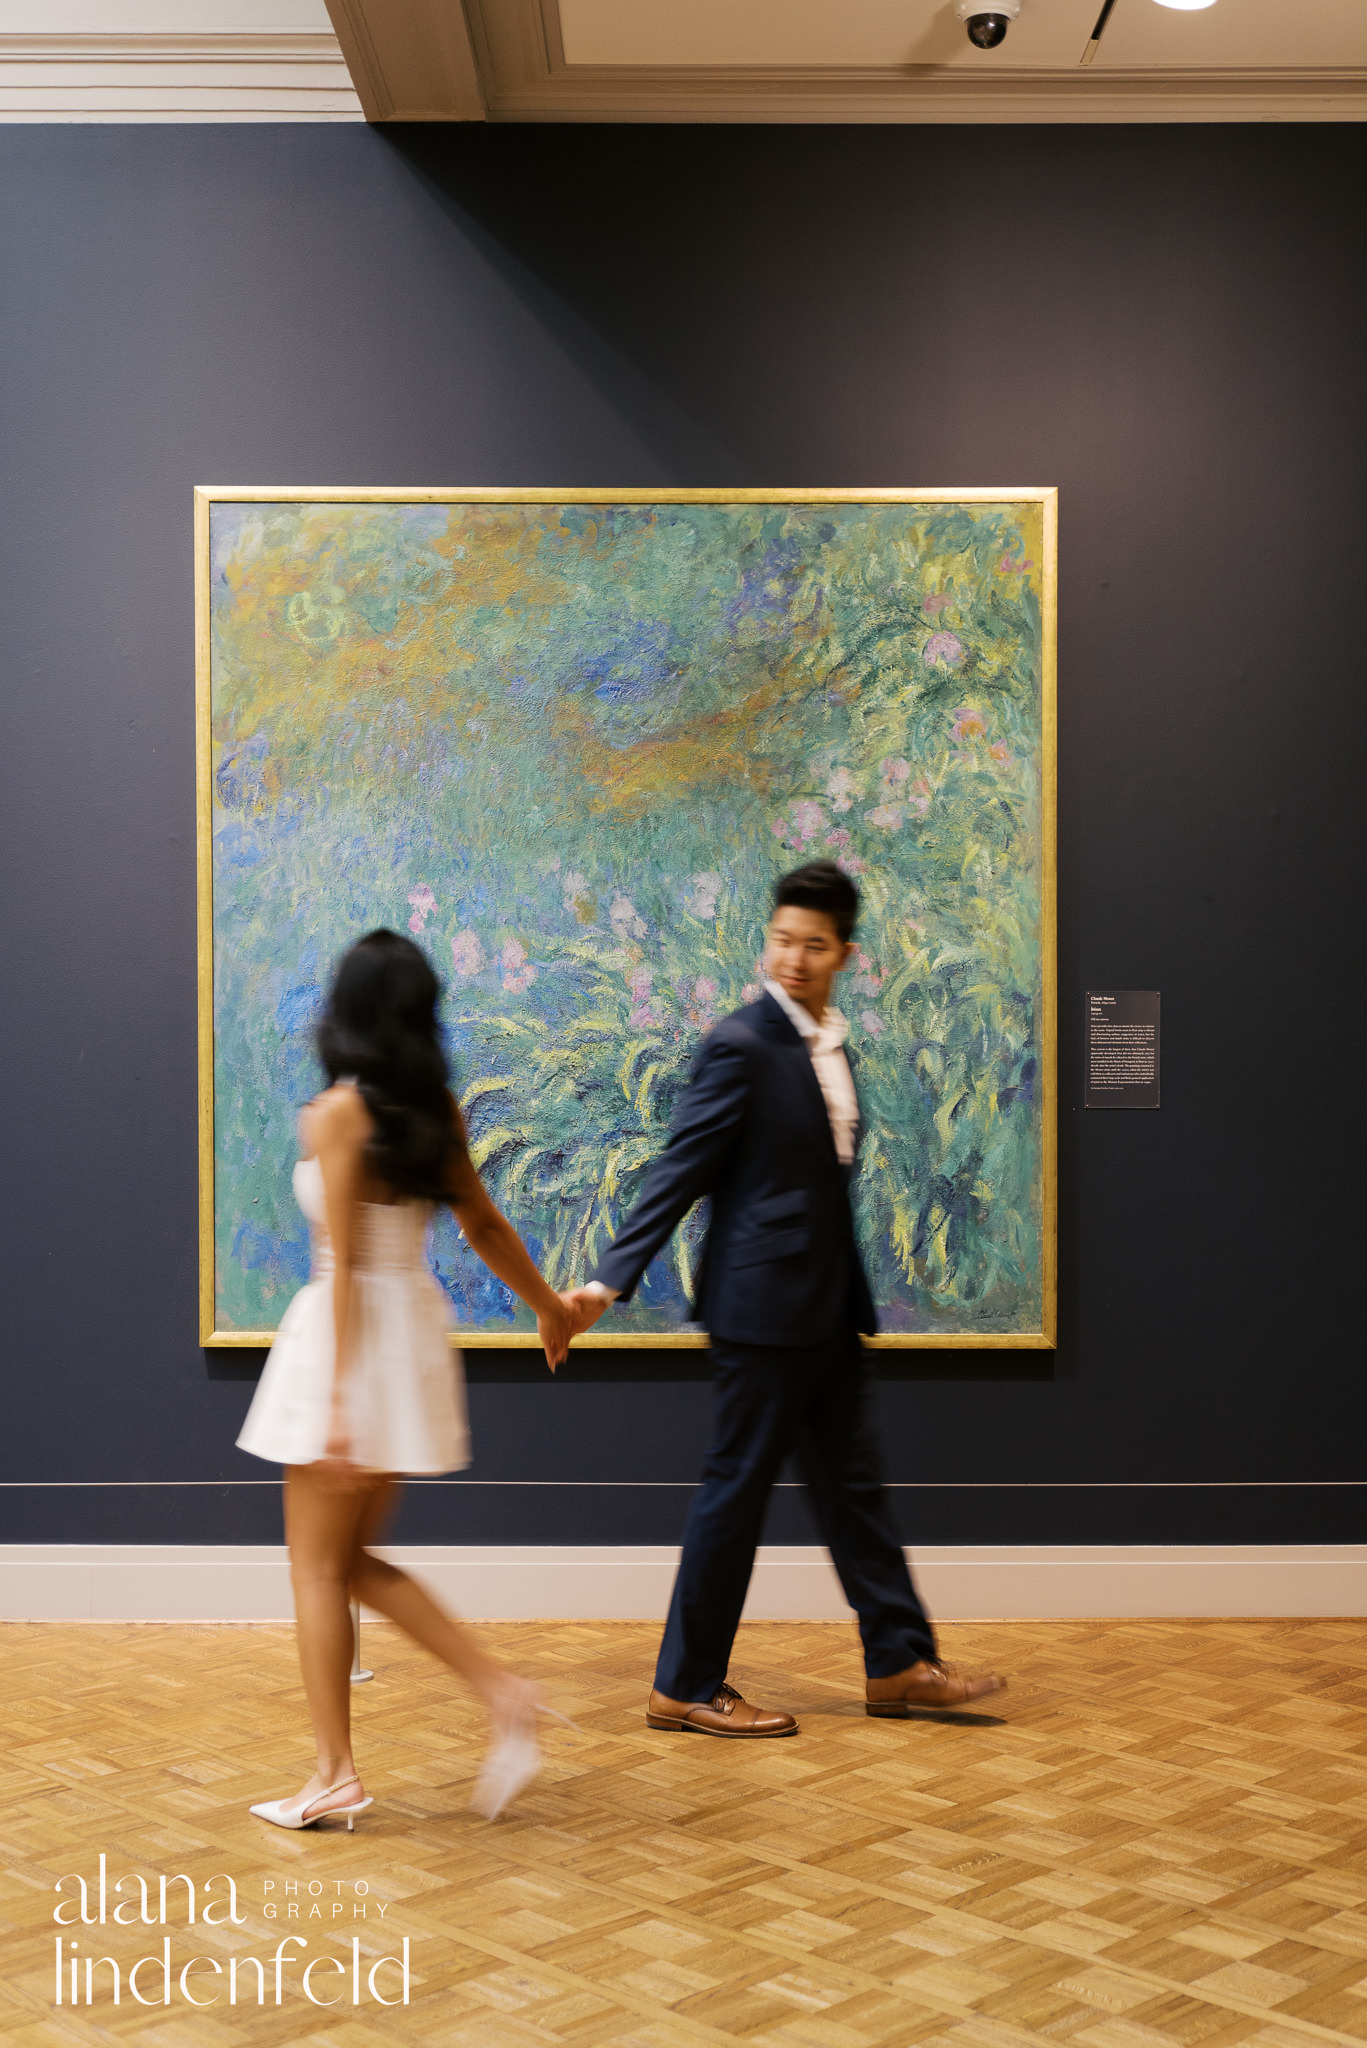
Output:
top-left (198, 489), bottom-right (1055, 1347)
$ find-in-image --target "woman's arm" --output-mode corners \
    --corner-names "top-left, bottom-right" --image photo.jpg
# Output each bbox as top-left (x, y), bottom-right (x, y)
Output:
top-left (302, 1087), bottom-right (370, 1476)
top-left (444, 1096), bottom-right (573, 1371)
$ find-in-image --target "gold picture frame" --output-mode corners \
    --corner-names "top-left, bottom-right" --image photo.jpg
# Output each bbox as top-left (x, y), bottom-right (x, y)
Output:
top-left (197, 486), bottom-right (1057, 1350)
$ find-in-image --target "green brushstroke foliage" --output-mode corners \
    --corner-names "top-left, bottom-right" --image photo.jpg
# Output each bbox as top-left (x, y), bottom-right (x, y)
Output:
top-left (210, 500), bottom-right (1046, 1337)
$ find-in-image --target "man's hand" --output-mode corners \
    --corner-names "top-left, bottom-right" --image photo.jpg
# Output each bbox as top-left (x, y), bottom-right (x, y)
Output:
top-left (562, 1286), bottom-right (610, 1338)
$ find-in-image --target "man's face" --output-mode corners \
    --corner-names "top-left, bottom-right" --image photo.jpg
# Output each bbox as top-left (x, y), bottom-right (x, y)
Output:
top-left (763, 904), bottom-right (854, 1016)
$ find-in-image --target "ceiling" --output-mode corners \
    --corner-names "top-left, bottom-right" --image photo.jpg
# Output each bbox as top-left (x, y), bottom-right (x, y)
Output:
top-left (1, 0), bottom-right (1364, 122)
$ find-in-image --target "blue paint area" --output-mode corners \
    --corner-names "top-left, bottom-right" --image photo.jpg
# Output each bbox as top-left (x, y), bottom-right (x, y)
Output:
top-left (726, 536), bottom-right (809, 629)
top-left (432, 1223), bottom-right (518, 1326)
top-left (214, 823), bottom-right (264, 869)
top-left (215, 733), bottom-right (270, 810)
top-left (275, 984), bottom-right (322, 1037)
top-left (585, 616), bottom-right (682, 701)
top-left (230, 1220), bottom-right (309, 1291)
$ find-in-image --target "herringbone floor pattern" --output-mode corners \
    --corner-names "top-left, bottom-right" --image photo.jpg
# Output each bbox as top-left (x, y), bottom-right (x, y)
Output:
top-left (4, 1618), bottom-right (1367, 2045)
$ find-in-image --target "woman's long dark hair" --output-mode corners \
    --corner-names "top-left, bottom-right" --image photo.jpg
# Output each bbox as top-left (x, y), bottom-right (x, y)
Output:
top-left (316, 929), bottom-right (460, 1202)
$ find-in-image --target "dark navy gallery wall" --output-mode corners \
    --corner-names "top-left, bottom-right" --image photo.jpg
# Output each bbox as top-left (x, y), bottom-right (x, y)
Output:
top-left (1, 123), bottom-right (1364, 1547)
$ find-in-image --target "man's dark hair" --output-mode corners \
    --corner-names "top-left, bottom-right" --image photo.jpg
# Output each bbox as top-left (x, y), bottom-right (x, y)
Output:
top-left (773, 860), bottom-right (860, 944)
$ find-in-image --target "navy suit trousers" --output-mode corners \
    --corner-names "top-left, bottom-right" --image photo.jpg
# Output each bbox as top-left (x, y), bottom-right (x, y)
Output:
top-left (654, 1332), bottom-right (938, 1702)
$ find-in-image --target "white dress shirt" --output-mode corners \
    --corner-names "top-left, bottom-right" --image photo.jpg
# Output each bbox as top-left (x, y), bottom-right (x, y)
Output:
top-left (584, 979), bottom-right (858, 1306)
top-left (763, 979), bottom-right (859, 1166)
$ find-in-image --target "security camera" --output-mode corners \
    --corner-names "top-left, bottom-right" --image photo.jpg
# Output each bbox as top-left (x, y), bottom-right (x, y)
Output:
top-left (954, 0), bottom-right (1019, 47)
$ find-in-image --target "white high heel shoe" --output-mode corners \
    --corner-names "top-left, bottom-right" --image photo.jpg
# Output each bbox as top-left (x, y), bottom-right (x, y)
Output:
top-left (249, 1773), bottom-right (374, 1831)
top-left (471, 1701), bottom-right (578, 1821)
top-left (471, 1727), bottom-right (541, 1819)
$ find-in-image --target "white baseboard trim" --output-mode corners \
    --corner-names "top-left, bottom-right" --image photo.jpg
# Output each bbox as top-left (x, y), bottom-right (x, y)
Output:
top-left (0, 1544), bottom-right (1363, 1623)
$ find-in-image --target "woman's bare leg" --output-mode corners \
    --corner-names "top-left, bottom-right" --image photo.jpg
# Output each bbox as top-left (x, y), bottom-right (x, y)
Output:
top-left (283, 1464), bottom-right (384, 1810)
top-left (349, 1480), bottom-right (534, 1720)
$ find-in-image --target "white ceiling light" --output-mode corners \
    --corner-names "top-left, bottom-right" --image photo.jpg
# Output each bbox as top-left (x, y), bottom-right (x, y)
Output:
top-left (1151, 0), bottom-right (1218, 9)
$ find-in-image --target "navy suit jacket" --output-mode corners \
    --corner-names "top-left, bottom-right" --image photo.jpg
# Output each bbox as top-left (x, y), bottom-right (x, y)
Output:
top-left (592, 991), bottom-right (878, 1348)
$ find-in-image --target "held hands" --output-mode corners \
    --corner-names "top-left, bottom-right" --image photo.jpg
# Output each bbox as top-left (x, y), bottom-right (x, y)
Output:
top-left (535, 1287), bottom-right (610, 1372)
top-left (536, 1294), bottom-right (575, 1373)
top-left (563, 1286), bottom-right (609, 1337)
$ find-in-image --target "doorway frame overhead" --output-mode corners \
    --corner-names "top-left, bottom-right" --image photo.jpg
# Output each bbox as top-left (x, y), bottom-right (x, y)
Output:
top-left (325, 0), bottom-right (1367, 124)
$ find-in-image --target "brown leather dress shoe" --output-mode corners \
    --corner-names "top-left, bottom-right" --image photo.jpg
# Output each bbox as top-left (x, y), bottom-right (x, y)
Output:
top-left (646, 1680), bottom-right (799, 1737)
top-left (866, 1660), bottom-right (1007, 1717)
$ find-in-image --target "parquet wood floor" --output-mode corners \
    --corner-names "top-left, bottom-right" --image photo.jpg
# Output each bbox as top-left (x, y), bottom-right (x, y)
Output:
top-left (4, 1619), bottom-right (1367, 2046)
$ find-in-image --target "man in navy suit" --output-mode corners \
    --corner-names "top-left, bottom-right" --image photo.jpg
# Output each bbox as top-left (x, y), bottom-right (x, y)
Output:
top-left (568, 861), bottom-right (1005, 1737)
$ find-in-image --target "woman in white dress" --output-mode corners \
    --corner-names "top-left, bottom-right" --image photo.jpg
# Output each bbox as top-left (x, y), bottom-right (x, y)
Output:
top-left (237, 929), bottom-right (575, 1830)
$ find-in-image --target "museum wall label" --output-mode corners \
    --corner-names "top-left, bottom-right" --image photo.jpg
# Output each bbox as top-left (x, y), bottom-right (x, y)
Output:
top-left (1085, 990), bottom-right (1160, 1110)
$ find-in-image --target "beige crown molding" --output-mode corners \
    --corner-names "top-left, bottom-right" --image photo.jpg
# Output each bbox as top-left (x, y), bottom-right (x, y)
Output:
top-left (0, 30), bottom-right (364, 120)
top-left (317, 0), bottom-right (1367, 124)
top-left (0, 35), bottom-right (340, 58)
top-left (479, 62), bottom-right (1367, 124)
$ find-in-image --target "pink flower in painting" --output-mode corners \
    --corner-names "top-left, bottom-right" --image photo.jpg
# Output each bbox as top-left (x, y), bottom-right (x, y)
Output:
top-left (408, 911), bottom-right (425, 934)
top-left (990, 742), bottom-right (1011, 765)
top-left (850, 947), bottom-right (883, 997)
top-left (998, 553), bottom-right (1034, 573)
top-left (450, 929), bottom-right (485, 978)
top-left (923, 592), bottom-right (950, 614)
top-left (628, 966), bottom-right (663, 1028)
top-left (791, 799), bottom-right (827, 843)
top-left (499, 938), bottom-right (537, 993)
top-left (407, 883), bottom-right (437, 933)
top-left (825, 827), bottom-right (851, 849)
top-left (866, 803), bottom-right (904, 831)
top-left (742, 982), bottom-right (760, 1002)
top-left (881, 753), bottom-right (914, 798)
top-left (860, 1010), bottom-right (885, 1037)
top-left (685, 975), bottom-right (719, 1029)
top-left (838, 854), bottom-right (867, 876)
top-left (910, 776), bottom-right (932, 816)
top-left (925, 631), bottom-right (964, 667)
top-left (951, 706), bottom-right (988, 744)
top-left (825, 767), bottom-right (859, 812)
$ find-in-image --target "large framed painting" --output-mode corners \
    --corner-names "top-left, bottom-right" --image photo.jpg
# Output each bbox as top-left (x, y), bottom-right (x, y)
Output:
top-left (197, 488), bottom-right (1056, 1349)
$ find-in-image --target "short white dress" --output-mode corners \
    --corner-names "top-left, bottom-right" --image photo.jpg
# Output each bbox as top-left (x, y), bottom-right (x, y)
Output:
top-left (236, 1156), bottom-right (470, 1475)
